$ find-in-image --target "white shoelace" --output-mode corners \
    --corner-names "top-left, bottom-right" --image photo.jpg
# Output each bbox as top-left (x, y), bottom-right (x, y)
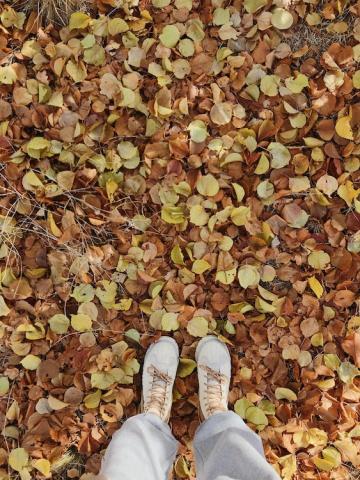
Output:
top-left (199, 364), bottom-right (228, 416)
top-left (144, 365), bottom-right (171, 418)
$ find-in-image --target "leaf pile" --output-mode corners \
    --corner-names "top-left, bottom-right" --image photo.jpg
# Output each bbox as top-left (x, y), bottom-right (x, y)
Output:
top-left (0, 0), bottom-right (360, 479)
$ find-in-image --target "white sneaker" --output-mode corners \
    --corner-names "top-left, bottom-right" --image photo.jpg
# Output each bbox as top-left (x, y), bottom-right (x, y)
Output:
top-left (195, 336), bottom-right (231, 419)
top-left (142, 336), bottom-right (179, 422)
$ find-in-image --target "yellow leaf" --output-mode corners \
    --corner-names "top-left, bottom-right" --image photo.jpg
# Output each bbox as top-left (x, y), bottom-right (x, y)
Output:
top-left (114, 298), bottom-right (133, 311)
top-left (66, 59), bottom-right (87, 83)
top-left (338, 180), bottom-right (359, 207)
top-left (311, 332), bottom-right (324, 347)
top-left (159, 25), bottom-right (181, 48)
top-left (190, 204), bottom-right (209, 226)
top-left (308, 250), bottom-right (330, 270)
top-left (238, 265), bottom-right (260, 289)
top-left (48, 313), bottom-right (69, 334)
top-left (254, 153), bottom-right (269, 174)
top-left (32, 459), bottom-right (51, 478)
top-left (108, 18), bottom-right (129, 35)
top-left (308, 276), bottom-right (324, 298)
top-left (196, 174), bottom-right (219, 197)
top-left (0, 65), bottom-right (17, 84)
top-left (0, 376), bottom-right (9, 396)
top-left (187, 316), bottom-right (208, 337)
top-left (161, 205), bottom-right (186, 224)
top-left (161, 312), bottom-right (179, 331)
top-left (275, 387), bottom-right (297, 401)
top-left (188, 120), bottom-right (208, 143)
top-left (84, 389), bottom-right (102, 409)
top-left (244, 0), bottom-right (267, 13)
top-left (8, 448), bottom-right (29, 472)
top-left (271, 8), bottom-right (294, 29)
top-left (71, 313), bottom-right (92, 332)
top-left (255, 296), bottom-right (276, 313)
top-left (20, 354), bottom-right (41, 370)
top-left (174, 456), bottom-right (190, 478)
top-left (95, 280), bottom-right (117, 309)
top-left (0, 295), bottom-right (10, 316)
top-left (48, 212), bottom-right (62, 237)
top-left (335, 116), bottom-right (353, 140)
top-left (215, 267), bottom-right (237, 285)
top-left (48, 395), bottom-right (68, 410)
top-left (278, 454), bottom-right (297, 480)
top-left (22, 171), bottom-right (44, 191)
top-left (245, 406), bottom-right (268, 426)
top-left (232, 183), bottom-right (245, 202)
top-left (171, 245), bottom-right (185, 265)
top-left (192, 259), bottom-right (211, 274)
top-left (69, 11), bottom-right (91, 30)
top-left (313, 447), bottom-right (341, 471)
top-left (231, 206), bottom-right (250, 226)
top-left (178, 358), bottom-right (197, 378)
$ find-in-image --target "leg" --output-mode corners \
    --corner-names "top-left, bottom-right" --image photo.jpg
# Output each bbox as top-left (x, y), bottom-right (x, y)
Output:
top-left (99, 337), bottom-right (180, 480)
top-left (194, 411), bottom-right (280, 480)
top-left (100, 413), bottom-right (179, 480)
top-left (194, 337), bottom-right (280, 480)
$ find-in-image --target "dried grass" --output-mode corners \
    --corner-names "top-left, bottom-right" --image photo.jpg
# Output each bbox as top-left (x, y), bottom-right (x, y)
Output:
top-left (13, 0), bottom-right (90, 26)
top-left (282, 7), bottom-right (356, 59)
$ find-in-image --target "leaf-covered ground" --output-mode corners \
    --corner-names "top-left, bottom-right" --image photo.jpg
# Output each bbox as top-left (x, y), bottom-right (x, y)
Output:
top-left (0, 0), bottom-right (360, 478)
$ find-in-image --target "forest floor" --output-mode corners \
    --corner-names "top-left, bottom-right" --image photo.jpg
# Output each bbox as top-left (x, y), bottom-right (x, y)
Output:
top-left (0, 0), bottom-right (359, 479)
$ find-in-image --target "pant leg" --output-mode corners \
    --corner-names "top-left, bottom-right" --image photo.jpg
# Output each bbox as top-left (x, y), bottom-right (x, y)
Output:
top-left (99, 413), bottom-right (179, 480)
top-left (193, 411), bottom-right (280, 480)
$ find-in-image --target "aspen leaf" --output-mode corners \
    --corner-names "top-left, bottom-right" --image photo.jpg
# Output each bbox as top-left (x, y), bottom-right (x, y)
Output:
top-left (245, 406), bottom-right (268, 426)
top-left (84, 389), bottom-right (102, 409)
top-left (234, 397), bottom-right (253, 418)
top-left (196, 174), bottom-right (219, 197)
top-left (190, 204), bottom-right (209, 226)
top-left (192, 259), bottom-right (211, 274)
top-left (0, 376), bottom-right (9, 396)
top-left (20, 354), bottom-right (41, 370)
top-left (216, 267), bottom-right (237, 285)
top-left (178, 358), bottom-right (197, 378)
top-left (231, 206), bottom-right (250, 226)
top-left (337, 180), bottom-right (359, 207)
top-left (308, 251), bottom-right (330, 270)
top-left (0, 295), bottom-right (10, 316)
top-left (210, 102), bottom-right (232, 125)
top-left (66, 60), bottom-right (87, 83)
top-left (161, 312), bottom-right (180, 331)
top-left (308, 276), bottom-right (324, 298)
top-left (69, 12), bottom-right (91, 30)
top-left (316, 175), bottom-right (338, 196)
top-left (275, 387), bottom-right (297, 401)
top-left (71, 314), bottom-right (92, 332)
top-left (187, 317), bottom-right (208, 337)
top-left (238, 265), bottom-right (260, 289)
top-left (159, 25), bottom-right (181, 48)
top-left (271, 8), bottom-right (293, 29)
top-left (8, 448), bottom-right (29, 472)
top-left (171, 245), bottom-right (185, 265)
top-left (232, 183), bottom-right (245, 202)
top-left (49, 314), bottom-right (70, 334)
top-left (244, 0), bottom-right (267, 13)
top-left (335, 116), bottom-right (353, 140)
top-left (32, 459), bottom-right (51, 477)
top-left (188, 120), bottom-right (208, 143)
top-left (161, 205), bottom-right (186, 224)
top-left (313, 447), bottom-right (341, 471)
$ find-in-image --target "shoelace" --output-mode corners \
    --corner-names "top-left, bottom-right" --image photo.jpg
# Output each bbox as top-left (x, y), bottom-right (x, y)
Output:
top-left (144, 365), bottom-right (171, 418)
top-left (200, 364), bottom-right (228, 416)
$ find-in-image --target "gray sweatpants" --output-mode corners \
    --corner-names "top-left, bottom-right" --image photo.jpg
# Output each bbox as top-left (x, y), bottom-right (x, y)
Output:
top-left (99, 411), bottom-right (280, 480)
